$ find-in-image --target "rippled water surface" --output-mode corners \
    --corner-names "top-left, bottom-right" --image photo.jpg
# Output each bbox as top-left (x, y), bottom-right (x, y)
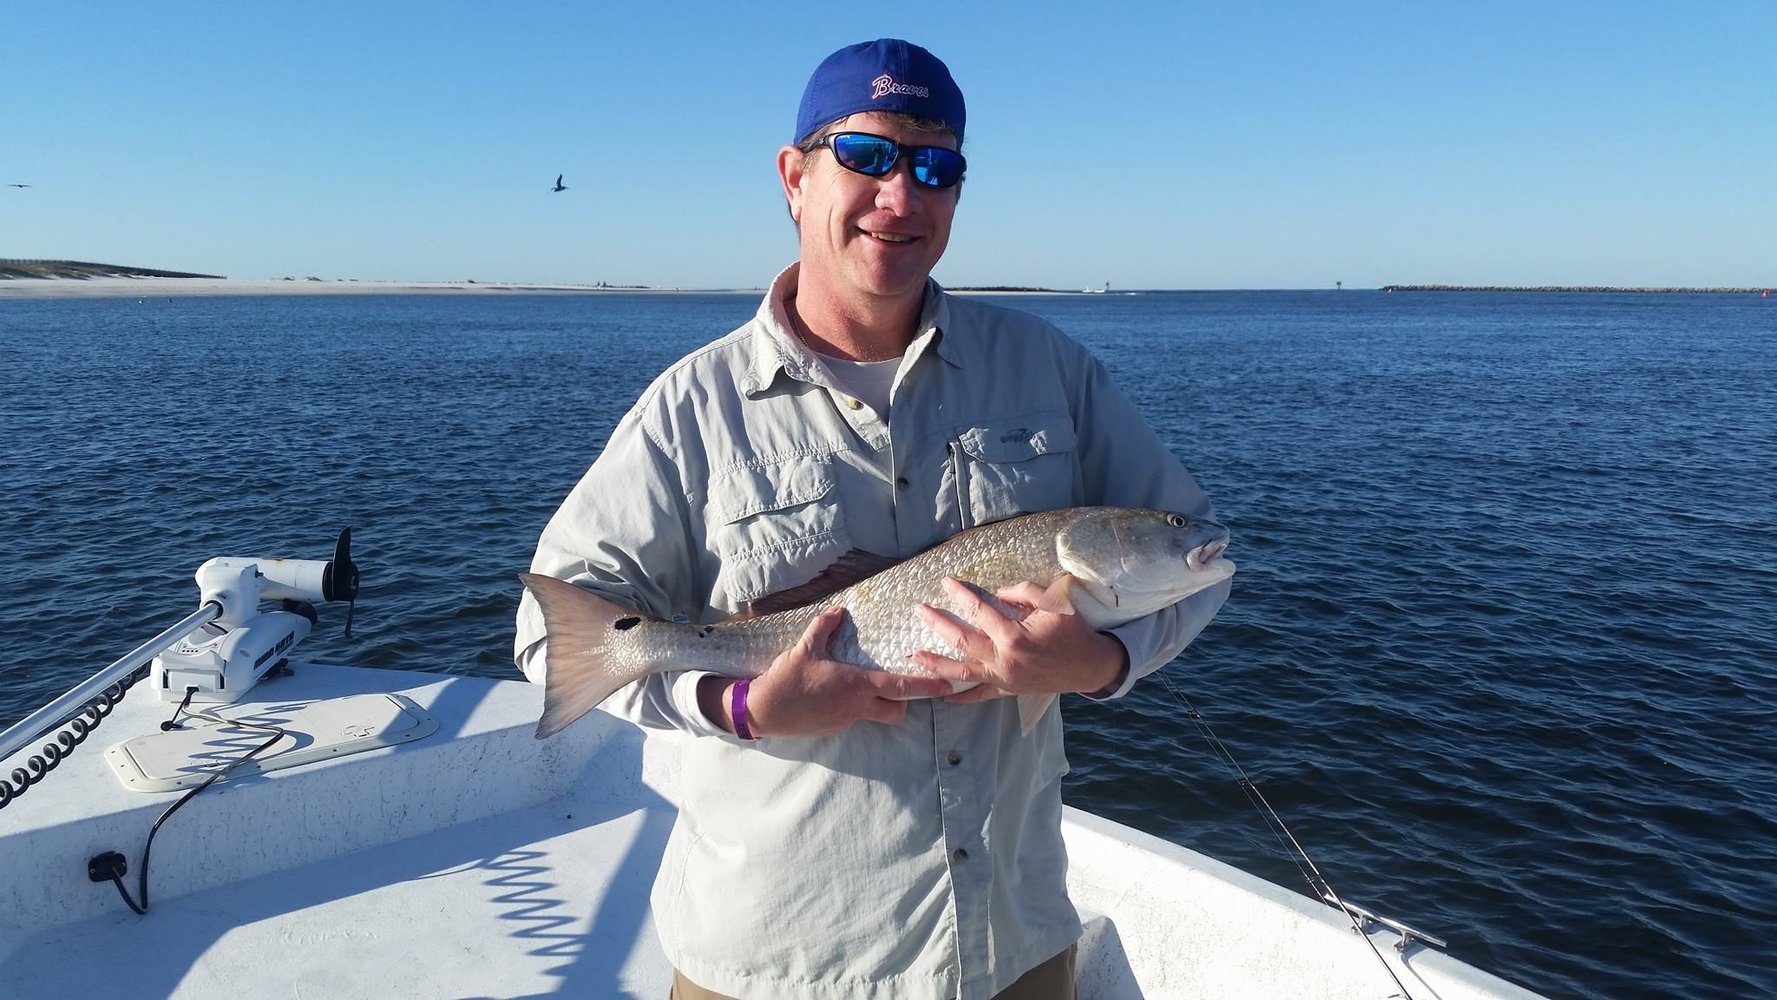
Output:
top-left (3, 289), bottom-right (1774, 998)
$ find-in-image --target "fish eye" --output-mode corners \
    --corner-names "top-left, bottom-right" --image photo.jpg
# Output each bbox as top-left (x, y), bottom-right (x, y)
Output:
top-left (1166, 514), bottom-right (1187, 528)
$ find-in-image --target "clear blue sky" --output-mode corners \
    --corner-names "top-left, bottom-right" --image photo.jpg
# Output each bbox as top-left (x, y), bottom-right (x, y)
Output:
top-left (3, 2), bottom-right (1772, 289)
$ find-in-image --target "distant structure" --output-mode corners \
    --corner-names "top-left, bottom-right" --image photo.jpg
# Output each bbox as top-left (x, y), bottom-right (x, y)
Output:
top-left (1383, 284), bottom-right (1770, 294)
top-left (552, 174), bottom-right (568, 192)
top-left (1336, 281), bottom-right (1343, 290)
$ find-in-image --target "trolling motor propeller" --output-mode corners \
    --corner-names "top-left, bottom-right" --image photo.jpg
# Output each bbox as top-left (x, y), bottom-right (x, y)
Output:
top-left (322, 527), bottom-right (360, 638)
top-left (151, 528), bottom-right (362, 704)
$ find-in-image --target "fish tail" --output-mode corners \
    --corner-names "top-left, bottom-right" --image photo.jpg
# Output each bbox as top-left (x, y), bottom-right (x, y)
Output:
top-left (521, 573), bottom-right (651, 739)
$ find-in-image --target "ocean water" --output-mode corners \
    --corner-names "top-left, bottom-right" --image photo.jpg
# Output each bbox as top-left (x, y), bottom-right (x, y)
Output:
top-left (2, 288), bottom-right (1774, 999)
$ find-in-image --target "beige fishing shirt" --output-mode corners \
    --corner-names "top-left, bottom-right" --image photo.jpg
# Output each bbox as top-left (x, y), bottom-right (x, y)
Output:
top-left (515, 263), bottom-right (1231, 1000)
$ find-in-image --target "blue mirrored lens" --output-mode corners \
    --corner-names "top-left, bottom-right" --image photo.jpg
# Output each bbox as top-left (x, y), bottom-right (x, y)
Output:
top-left (911, 147), bottom-right (965, 188)
top-left (830, 134), bottom-right (898, 176)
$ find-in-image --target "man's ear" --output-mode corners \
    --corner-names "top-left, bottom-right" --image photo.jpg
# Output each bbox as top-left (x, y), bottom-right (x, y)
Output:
top-left (777, 145), bottom-right (806, 224)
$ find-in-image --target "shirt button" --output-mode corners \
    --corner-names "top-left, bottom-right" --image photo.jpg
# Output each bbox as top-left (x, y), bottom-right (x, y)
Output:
top-left (953, 848), bottom-right (969, 862)
top-left (846, 397), bottom-right (863, 410)
top-left (946, 751), bottom-right (961, 766)
top-left (896, 477), bottom-right (911, 492)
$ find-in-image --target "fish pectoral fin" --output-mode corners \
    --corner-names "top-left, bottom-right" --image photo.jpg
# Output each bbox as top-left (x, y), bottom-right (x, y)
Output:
top-left (1016, 693), bottom-right (1055, 734)
top-left (744, 549), bottom-right (900, 616)
top-left (1033, 575), bottom-right (1081, 616)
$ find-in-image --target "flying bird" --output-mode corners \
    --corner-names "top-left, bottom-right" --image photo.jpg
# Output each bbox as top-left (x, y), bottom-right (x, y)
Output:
top-left (5, 183), bottom-right (29, 188)
top-left (551, 174), bottom-right (567, 192)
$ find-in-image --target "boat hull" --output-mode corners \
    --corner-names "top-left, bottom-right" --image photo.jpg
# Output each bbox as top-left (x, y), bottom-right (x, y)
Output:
top-left (0, 664), bottom-right (1544, 999)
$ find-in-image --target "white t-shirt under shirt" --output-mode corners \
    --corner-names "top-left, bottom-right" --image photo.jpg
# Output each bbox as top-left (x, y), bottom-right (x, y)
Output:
top-left (815, 353), bottom-right (901, 419)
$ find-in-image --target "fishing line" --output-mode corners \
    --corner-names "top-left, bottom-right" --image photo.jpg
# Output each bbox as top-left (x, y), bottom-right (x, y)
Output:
top-left (1153, 668), bottom-right (1417, 1000)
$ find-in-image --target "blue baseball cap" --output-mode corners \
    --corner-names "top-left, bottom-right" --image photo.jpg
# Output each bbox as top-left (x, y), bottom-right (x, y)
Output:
top-left (794, 39), bottom-right (965, 145)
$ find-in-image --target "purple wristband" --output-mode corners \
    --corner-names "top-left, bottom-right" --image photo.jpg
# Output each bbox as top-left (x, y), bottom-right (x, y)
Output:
top-left (731, 678), bottom-right (758, 741)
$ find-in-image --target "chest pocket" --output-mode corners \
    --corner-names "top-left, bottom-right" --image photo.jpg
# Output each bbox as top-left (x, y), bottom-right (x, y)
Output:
top-left (948, 417), bottom-right (1081, 527)
top-left (706, 454), bottom-right (851, 610)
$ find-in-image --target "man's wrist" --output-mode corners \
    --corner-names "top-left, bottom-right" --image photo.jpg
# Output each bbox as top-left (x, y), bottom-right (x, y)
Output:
top-left (698, 675), bottom-right (737, 734)
top-left (1090, 662), bottom-right (1130, 698)
top-left (1085, 633), bottom-right (1131, 698)
top-left (696, 675), bottom-right (762, 739)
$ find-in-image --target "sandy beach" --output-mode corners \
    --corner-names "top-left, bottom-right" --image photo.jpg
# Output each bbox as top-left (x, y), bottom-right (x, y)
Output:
top-left (0, 277), bottom-right (763, 299)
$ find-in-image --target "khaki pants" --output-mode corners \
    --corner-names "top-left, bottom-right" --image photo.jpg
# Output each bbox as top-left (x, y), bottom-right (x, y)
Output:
top-left (670, 945), bottom-right (1077, 1000)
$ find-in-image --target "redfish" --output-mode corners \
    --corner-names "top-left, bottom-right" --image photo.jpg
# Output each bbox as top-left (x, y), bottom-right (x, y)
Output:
top-left (522, 506), bottom-right (1234, 738)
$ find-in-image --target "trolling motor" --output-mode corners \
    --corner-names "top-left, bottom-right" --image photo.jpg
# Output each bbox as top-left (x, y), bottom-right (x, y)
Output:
top-left (151, 529), bottom-right (360, 703)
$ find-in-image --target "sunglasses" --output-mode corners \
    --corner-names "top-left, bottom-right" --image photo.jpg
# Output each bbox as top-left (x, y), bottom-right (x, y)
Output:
top-left (817, 131), bottom-right (967, 189)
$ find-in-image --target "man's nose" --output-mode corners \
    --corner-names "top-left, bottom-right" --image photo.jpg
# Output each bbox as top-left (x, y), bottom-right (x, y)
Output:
top-left (873, 161), bottom-right (920, 213)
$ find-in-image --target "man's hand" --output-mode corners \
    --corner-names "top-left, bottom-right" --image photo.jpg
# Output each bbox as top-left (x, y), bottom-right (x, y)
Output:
top-left (907, 578), bottom-right (1129, 701)
top-left (701, 607), bottom-right (954, 739)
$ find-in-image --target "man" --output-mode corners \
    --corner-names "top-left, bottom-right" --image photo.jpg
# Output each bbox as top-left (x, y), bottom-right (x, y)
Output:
top-left (515, 38), bottom-right (1230, 1000)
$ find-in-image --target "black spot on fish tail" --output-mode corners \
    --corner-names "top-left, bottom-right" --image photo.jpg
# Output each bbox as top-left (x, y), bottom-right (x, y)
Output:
top-left (613, 616), bottom-right (642, 631)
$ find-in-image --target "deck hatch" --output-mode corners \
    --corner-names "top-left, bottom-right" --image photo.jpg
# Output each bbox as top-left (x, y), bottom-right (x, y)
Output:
top-left (103, 693), bottom-right (438, 792)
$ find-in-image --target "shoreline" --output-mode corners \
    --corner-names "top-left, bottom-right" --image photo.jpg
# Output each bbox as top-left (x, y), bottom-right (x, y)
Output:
top-left (0, 277), bottom-right (765, 299)
top-left (8, 277), bottom-right (1765, 301)
top-left (0, 277), bottom-right (1082, 299)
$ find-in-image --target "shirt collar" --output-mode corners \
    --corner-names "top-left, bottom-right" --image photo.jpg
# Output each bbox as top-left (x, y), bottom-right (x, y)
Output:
top-left (742, 264), bottom-right (959, 398)
top-left (923, 280), bottom-right (963, 369)
top-left (742, 263), bottom-right (818, 397)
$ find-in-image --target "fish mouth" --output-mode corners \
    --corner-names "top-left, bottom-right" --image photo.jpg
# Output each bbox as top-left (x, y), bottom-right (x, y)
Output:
top-left (1186, 539), bottom-right (1229, 572)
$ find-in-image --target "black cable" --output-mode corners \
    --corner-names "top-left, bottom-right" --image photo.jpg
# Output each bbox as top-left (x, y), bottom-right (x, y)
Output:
top-left (160, 686), bottom-right (198, 732)
top-left (105, 702), bottom-right (286, 915)
top-left (1, 667), bottom-right (149, 811)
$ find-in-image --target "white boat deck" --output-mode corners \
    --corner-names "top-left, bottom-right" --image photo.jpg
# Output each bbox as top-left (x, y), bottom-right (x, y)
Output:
top-left (0, 664), bottom-right (1546, 999)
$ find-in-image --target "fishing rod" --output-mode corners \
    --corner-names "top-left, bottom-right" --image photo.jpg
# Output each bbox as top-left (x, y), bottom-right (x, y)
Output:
top-left (1153, 667), bottom-right (1434, 1000)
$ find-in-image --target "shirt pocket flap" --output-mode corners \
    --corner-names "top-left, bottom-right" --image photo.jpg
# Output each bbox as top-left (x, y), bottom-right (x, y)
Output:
top-left (956, 419), bottom-right (1078, 464)
top-left (706, 455), bottom-right (847, 609)
top-left (710, 455), bottom-right (837, 525)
